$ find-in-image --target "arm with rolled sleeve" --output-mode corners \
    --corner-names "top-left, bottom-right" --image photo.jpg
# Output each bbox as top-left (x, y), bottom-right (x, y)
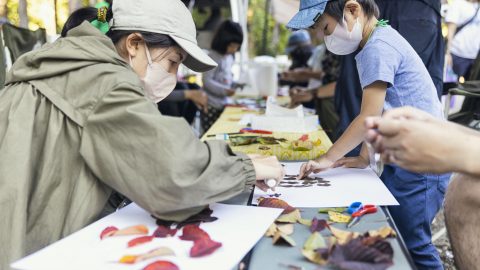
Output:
top-left (202, 66), bottom-right (231, 98)
top-left (79, 82), bottom-right (256, 221)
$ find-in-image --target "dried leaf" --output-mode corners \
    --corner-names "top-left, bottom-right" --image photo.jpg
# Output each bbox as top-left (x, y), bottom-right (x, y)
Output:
top-left (190, 238), bottom-right (222, 257)
top-left (310, 218), bottom-right (329, 233)
top-left (153, 226), bottom-right (177, 238)
top-left (101, 225), bottom-right (148, 240)
top-left (100, 226), bottom-right (118, 239)
top-left (265, 223), bottom-right (278, 237)
top-left (179, 224), bottom-right (209, 242)
top-left (292, 140), bottom-right (313, 151)
top-left (257, 137), bottom-right (279, 145)
top-left (277, 224), bottom-right (294, 236)
top-left (142, 260), bottom-right (179, 270)
top-left (155, 207), bottom-right (218, 229)
top-left (302, 249), bottom-right (328, 265)
top-left (328, 211), bottom-right (352, 223)
top-left (329, 226), bottom-right (360, 245)
top-left (366, 227), bottom-right (397, 239)
top-left (257, 197), bottom-right (297, 214)
top-left (328, 236), bottom-right (394, 270)
top-left (303, 232), bottom-right (327, 250)
top-left (127, 236), bottom-right (154, 248)
top-left (299, 134), bottom-right (309, 142)
top-left (230, 136), bottom-right (258, 146)
top-left (272, 231), bottom-right (296, 247)
top-left (276, 209), bottom-right (302, 224)
top-left (119, 247), bottom-right (175, 264)
top-left (319, 207), bottom-right (348, 214)
top-left (313, 139), bottom-right (322, 146)
top-left (299, 218), bottom-right (312, 227)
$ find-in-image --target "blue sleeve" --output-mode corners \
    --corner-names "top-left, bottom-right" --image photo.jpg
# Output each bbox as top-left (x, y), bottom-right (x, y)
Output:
top-left (356, 40), bottom-right (402, 89)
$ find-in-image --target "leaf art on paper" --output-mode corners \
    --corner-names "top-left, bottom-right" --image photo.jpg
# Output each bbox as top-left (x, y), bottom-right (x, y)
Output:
top-left (257, 197), bottom-right (297, 215)
top-left (142, 260), bottom-right (180, 270)
top-left (155, 206), bottom-right (218, 229)
top-left (179, 224), bottom-right (222, 257)
top-left (279, 175), bottom-right (331, 188)
top-left (153, 225), bottom-right (178, 238)
top-left (100, 225), bottom-right (149, 240)
top-left (328, 211), bottom-right (352, 224)
top-left (119, 247), bottom-right (175, 264)
top-left (127, 236), bottom-right (154, 248)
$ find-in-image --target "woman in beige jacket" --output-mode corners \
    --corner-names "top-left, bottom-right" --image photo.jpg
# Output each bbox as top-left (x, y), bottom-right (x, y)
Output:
top-left (0, 1), bottom-right (283, 268)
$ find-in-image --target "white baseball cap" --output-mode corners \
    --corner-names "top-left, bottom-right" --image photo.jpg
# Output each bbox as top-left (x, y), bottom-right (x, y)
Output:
top-left (110, 0), bottom-right (217, 72)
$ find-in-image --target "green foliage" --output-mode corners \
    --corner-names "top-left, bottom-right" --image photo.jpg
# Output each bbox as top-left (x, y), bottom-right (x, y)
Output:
top-left (248, 0), bottom-right (289, 57)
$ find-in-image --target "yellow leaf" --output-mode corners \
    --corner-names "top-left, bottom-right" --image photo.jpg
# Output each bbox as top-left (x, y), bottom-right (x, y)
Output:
top-left (328, 211), bottom-right (351, 223)
top-left (313, 139), bottom-right (322, 146)
top-left (301, 249), bottom-right (327, 265)
top-left (329, 226), bottom-right (359, 245)
top-left (118, 247), bottom-right (175, 264)
top-left (368, 226), bottom-right (397, 239)
top-left (277, 224), bottom-right (294, 236)
top-left (298, 218), bottom-right (312, 227)
top-left (272, 231), bottom-right (296, 246)
top-left (303, 232), bottom-right (327, 250)
top-left (276, 209), bottom-right (302, 224)
top-left (265, 223), bottom-right (277, 237)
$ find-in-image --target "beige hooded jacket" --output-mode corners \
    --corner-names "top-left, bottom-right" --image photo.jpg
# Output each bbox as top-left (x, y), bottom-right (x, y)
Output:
top-left (0, 22), bottom-right (256, 269)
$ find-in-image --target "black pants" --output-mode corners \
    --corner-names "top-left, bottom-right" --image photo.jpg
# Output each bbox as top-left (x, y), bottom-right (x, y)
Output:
top-left (200, 105), bottom-right (224, 134)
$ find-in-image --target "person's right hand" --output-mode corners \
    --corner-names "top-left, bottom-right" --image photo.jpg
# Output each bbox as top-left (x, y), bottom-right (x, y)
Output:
top-left (185, 90), bottom-right (208, 112)
top-left (290, 88), bottom-right (314, 108)
top-left (225, 89), bottom-right (236, 97)
top-left (298, 155), bottom-right (335, 179)
top-left (249, 155), bottom-right (285, 192)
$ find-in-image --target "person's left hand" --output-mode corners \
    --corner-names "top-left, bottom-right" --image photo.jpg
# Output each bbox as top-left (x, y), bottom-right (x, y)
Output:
top-left (333, 156), bottom-right (369, 169)
top-left (290, 89), bottom-right (314, 107)
top-left (298, 155), bottom-right (335, 179)
top-left (185, 90), bottom-right (208, 113)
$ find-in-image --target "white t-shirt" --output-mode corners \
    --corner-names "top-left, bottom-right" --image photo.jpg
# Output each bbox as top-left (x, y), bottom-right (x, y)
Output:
top-left (445, 0), bottom-right (480, 59)
top-left (307, 44), bottom-right (326, 89)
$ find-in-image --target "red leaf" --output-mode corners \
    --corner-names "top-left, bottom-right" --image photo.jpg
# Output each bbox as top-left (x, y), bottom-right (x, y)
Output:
top-left (190, 238), bottom-right (223, 257)
top-left (143, 260), bottom-right (179, 270)
top-left (179, 224), bottom-right (210, 241)
top-left (299, 134), bottom-right (309, 142)
top-left (257, 197), bottom-right (296, 214)
top-left (310, 218), bottom-right (329, 233)
top-left (127, 236), bottom-right (154, 248)
top-left (153, 226), bottom-right (177, 238)
top-left (100, 226), bottom-right (118, 240)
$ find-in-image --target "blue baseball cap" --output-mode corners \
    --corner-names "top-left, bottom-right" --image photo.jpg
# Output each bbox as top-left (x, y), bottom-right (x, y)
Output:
top-left (287, 0), bottom-right (329, 30)
top-left (285, 30), bottom-right (311, 54)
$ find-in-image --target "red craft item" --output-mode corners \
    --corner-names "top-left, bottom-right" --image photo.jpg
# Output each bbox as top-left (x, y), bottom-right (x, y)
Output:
top-left (127, 236), bottom-right (154, 248)
top-left (100, 226), bottom-right (118, 239)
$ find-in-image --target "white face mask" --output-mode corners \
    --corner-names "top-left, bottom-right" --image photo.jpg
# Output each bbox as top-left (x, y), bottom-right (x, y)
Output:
top-left (324, 16), bottom-right (363, 55)
top-left (131, 46), bottom-right (177, 103)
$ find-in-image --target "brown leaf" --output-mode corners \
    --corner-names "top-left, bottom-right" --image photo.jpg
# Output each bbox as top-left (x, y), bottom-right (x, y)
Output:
top-left (179, 224), bottom-right (210, 242)
top-left (272, 231), bottom-right (296, 246)
top-left (257, 197), bottom-right (297, 214)
top-left (310, 218), bottom-right (329, 233)
top-left (328, 236), bottom-right (394, 270)
top-left (153, 226), bottom-right (177, 238)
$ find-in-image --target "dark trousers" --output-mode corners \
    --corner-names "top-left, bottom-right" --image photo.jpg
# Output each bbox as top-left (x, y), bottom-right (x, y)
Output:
top-left (200, 105), bottom-right (224, 134)
top-left (451, 53), bottom-right (475, 78)
top-left (382, 165), bottom-right (450, 270)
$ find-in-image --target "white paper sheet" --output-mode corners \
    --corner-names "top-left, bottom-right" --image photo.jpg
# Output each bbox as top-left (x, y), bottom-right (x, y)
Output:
top-left (253, 163), bottom-right (399, 207)
top-left (12, 204), bottom-right (282, 270)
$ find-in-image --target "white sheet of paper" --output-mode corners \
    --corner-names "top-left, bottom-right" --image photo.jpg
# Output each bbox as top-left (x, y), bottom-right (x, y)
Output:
top-left (12, 204), bottom-right (282, 270)
top-left (253, 163), bottom-right (399, 207)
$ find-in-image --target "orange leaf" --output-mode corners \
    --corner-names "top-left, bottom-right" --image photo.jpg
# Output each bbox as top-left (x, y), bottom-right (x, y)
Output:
top-left (114, 225), bottom-right (149, 237)
top-left (257, 197), bottom-right (296, 214)
top-left (127, 236), bottom-right (154, 248)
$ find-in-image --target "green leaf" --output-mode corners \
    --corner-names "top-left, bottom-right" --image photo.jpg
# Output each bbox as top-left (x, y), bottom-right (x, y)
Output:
top-left (303, 232), bottom-right (327, 250)
top-left (318, 207), bottom-right (348, 214)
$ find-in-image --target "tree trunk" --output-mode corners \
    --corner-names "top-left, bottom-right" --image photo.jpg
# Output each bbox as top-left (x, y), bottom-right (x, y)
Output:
top-left (0, 0), bottom-right (7, 19)
top-left (69, 0), bottom-right (83, 14)
top-left (18, 0), bottom-right (28, 28)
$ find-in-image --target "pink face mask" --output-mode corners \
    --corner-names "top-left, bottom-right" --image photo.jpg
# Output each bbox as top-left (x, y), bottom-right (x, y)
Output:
top-left (131, 46), bottom-right (177, 103)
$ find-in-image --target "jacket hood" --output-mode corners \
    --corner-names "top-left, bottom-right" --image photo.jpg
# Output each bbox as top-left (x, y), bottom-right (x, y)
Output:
top-left (6, 22), bottom-right (129, 84)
